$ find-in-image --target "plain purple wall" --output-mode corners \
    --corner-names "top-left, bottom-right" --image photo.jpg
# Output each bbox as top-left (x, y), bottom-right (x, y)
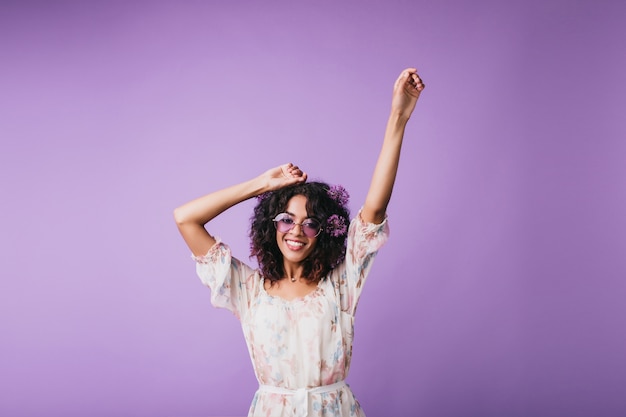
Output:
top-left (1, 1), bottom-right (625, 416)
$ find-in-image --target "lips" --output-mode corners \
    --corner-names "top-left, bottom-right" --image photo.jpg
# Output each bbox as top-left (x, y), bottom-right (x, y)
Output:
top-left (285, 239), bottom-right (306, 251)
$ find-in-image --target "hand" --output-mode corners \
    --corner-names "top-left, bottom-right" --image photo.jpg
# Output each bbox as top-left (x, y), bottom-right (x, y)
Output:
top-left (391, 68), bottom-right (425, 120)
top-left (262, 163), bottom-right (307, 192)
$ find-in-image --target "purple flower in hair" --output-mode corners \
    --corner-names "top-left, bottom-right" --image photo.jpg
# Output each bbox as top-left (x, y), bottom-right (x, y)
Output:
top-left (327, 185), bottom-right (349, 207)
top-left (326, 214), bottom-right (348, 238)
top-left (256, 191), bottom-right (272, 202)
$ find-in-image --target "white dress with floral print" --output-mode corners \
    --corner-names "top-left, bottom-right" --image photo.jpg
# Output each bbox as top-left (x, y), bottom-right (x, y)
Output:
top-left (193, 213), bottom-right (389, 417)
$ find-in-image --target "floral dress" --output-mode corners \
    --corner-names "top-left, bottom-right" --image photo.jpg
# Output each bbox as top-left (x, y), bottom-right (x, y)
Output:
top-left (193, 213), bottom-right (389, 417)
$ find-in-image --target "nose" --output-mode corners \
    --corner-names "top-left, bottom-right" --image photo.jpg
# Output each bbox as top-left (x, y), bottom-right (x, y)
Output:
top-left (289, 223), bottom-right (305, 236)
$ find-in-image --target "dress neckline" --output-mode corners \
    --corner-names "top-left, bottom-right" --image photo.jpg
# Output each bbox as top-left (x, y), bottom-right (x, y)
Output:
top-left (260, 277), bottom-right (324, 304)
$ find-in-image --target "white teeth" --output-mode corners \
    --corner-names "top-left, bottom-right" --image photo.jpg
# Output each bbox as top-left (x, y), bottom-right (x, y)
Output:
top-left (286, 240), bottom-right (304, 247)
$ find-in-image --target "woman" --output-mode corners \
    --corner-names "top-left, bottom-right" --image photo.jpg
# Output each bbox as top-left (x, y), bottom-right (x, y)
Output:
top-left (174, 68), bottom-right (425, 417)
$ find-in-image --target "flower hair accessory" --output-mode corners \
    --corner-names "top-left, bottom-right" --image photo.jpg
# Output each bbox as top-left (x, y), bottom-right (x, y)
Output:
top-left (327, 185), bottom-right (349, 207)
top-left (326, 214), bottom-right (348, 237)
top-left (256, 191), bottom-right (272, 202)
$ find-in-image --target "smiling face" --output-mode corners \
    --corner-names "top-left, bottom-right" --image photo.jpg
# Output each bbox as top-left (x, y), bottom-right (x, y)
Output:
top-left (275, 194), bottom-right (318, 269)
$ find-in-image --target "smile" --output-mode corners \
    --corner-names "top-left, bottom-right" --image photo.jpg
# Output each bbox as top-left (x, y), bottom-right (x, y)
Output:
top-left (285, 239), bottom-right (305, 250)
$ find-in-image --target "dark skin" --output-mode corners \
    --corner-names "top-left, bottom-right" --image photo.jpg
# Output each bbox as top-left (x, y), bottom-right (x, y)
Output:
top-left (174, 68), bottom-right (425, 301)
top-left (264, 194), bottom-right (321, 301)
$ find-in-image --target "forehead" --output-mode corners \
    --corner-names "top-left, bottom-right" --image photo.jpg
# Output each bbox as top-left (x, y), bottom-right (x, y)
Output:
top-left (284, 195), bottom-right (311, 217)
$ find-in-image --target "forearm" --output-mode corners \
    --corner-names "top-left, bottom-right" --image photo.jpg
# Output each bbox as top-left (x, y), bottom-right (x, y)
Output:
top-left (173, 176), bottom-right (267, 256)
top-left (174, 176), bottom-right (266, 227)
top-left (362, 111), bottom-right (409, 224)
top-left (174, 163), bottom-right (307, 256)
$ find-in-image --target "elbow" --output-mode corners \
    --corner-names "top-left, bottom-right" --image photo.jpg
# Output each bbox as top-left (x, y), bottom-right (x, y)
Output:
top-left (370, 210), bottom-right (387, 225)
top-left (173, 206), bottom-right (188, 227)
top-left (360, 206), bottom-right (387, 225)
top-left (174, 205), bottom-right (207, 229)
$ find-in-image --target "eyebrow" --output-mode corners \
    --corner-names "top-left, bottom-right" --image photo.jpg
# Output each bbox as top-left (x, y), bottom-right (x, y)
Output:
top-left (284, 211), bottom-right (314, 221)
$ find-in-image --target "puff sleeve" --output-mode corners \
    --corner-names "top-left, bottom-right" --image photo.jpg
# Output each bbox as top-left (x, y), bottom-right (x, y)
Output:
top-left (192, 238), bottom-right (258, 320)
top-left (334, 211), bottom-right (389, 315)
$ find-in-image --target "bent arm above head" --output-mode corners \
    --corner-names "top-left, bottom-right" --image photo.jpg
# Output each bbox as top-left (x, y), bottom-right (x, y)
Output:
top-left (361, 68), bottom-right (425, 224)
top-left (173, 163), bottom-right (307, 257)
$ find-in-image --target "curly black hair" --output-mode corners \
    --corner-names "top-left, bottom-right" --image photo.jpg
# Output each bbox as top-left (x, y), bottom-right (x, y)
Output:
top-left (249, 182), bottom-right (350, 285)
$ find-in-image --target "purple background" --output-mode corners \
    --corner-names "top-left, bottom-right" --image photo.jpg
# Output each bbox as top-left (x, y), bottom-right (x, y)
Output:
top-left (1, 1), bottom-right (625, 416)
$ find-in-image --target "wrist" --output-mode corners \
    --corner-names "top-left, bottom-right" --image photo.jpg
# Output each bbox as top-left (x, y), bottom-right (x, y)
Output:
top-left (388, 110), bottom-right (411, 127)
top-left (250, 176), bottom-right (271, 197)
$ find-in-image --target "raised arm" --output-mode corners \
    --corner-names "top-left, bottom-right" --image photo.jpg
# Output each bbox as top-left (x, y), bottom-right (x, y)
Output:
top-left (361, 68), bottom-right (425, 224)
top-left (174, 163), bottom-right (307, 256)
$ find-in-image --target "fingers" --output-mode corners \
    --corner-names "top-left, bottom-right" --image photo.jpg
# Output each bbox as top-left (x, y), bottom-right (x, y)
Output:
top-left (408, 72), bottom-right (425, 91)
top-left (282, 163), bottom-right (307, 182)
top-left (398, 67), bottom-right (417, 78)
top-left (396, 68), bottom-right (416, 83)
top-left (395, 68), bottom-right (425, 92)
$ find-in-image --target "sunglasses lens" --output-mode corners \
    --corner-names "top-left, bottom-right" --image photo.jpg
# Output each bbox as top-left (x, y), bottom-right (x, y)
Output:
top-left (273, 214), bottom-right (321, 237)
top-left (276, 220), bottom-right (292, 233)
top-left (302, 220), bottom-right (321, 237)
top-left (274, 215), bottom-right (294, 233)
